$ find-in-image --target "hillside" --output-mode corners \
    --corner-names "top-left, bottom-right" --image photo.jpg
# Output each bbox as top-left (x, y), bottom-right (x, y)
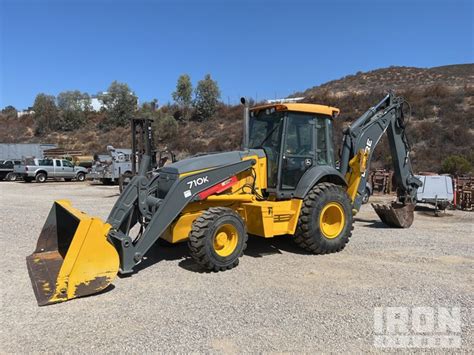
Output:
top-left (296, 64), bottom-right (473, 98)
top-left (1, 64), bottom-right (473, 173)
top-left (293, 64), bottom-right (474, 172)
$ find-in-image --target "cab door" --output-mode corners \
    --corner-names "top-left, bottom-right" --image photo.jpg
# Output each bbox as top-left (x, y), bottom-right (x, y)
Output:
top-left (61, 160), bottom-right (75, 177)
top-left (54, 159), bottom-right (63, 177)
top-left (280, 114), bottom-right (315, 191)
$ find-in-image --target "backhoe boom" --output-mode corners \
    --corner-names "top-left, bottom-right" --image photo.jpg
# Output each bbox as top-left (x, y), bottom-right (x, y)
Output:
top-left (340, 93), bottom-right (422, 225)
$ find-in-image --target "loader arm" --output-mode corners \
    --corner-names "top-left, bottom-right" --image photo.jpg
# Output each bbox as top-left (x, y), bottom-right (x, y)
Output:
top-left (106, 157), bottom-right (255, 273)
top-left (339, 93), bottom-right (422, 226)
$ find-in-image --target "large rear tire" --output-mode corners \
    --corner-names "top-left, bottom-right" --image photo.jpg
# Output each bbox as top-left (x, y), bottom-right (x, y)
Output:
top-left (294, 182), bottom-right (353, 254)
top-left (188, 207), bottom-right (247, 271)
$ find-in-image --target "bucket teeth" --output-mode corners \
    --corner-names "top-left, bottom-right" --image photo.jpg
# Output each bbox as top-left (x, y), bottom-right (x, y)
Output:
top-left (372, 202), bottom-right (415, 228)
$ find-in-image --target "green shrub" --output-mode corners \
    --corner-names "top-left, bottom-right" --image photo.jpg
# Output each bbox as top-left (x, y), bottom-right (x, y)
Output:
top-left (153, 112), bottom-right (178, 142)
top-left (441, 155), bottom-right (472, 176)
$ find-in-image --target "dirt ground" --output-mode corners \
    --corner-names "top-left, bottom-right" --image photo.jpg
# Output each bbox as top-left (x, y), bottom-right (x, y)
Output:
top-left (0, 181), bottom-right (472, 353)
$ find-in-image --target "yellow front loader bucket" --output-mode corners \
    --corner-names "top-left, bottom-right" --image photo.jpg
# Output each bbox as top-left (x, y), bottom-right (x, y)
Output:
top-left (26, 200), bottom-right (120, 306)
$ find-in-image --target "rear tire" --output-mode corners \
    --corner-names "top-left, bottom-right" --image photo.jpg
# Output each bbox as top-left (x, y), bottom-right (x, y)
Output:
top-left (6, 172), bottom-right (17, 181)
top-left (36, 172), bottom-right (47, 183)
top-left (294, 182), bottom-right (353, 254)
top-left (188, 207), bottom-right (247, 271)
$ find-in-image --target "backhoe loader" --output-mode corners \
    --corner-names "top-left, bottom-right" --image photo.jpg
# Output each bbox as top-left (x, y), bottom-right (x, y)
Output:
top-left (27, 93), bottom-right (422, 305)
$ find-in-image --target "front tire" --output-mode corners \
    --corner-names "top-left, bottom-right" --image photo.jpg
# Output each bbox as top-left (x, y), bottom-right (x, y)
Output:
top-left (294, 182), bottom-right (353, 254)
top-left (188, 207), bottom-right (248, 271)
top-left (76, 172), bottom-right (86, 182)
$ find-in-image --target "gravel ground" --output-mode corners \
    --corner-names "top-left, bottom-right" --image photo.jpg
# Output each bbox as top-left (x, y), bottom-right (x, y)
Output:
top-left (0, 181), bottom-right (472, 353)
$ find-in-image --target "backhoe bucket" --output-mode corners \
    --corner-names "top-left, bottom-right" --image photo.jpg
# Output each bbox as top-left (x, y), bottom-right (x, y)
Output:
top-left (371, 202), bottom-right (415, 228)
top-left (26, 200), bottom-right (119, 306)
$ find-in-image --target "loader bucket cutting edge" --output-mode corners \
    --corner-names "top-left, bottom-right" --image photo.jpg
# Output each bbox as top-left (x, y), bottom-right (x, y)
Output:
top-left (26, 200), bottom-right (120, 306)
top-left (371, 202), bottom-right (415, 228)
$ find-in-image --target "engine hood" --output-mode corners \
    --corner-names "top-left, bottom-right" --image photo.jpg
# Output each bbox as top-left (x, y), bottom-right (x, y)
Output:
top-left (160, 149), bottom-right (265, 176)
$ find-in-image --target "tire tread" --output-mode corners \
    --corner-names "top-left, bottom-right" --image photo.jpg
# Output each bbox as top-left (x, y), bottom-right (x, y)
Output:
top-left (188, 207), bottom-right (247, 271)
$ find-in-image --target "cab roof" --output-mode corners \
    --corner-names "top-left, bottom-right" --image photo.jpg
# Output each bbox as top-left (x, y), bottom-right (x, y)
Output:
top-left (250, 103), bottom-right (340, 117)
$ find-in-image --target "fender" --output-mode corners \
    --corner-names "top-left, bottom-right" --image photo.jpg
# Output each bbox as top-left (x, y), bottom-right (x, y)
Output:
top-left (294, 165), bottom-right (347, 199)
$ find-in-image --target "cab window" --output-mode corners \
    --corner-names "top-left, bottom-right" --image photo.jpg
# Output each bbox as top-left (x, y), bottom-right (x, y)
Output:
top-left (39, 159), bottom-right (53, 166)
top-left (249, 110), bottom-right (284, 188)
top-left (62, 160), bottom-right (74, 168)
top-left (315, 117), bottom-right (334, 166)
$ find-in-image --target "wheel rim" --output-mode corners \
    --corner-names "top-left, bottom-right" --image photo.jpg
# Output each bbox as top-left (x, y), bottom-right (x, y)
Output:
top-left (39, 175), bottom-right (45, 182)
top-left (319, 202), bottom-right (345, 239)
top-left (78, 174), bottom-right (84, 181)
top-left (213, 224), bottom-right (238, 257)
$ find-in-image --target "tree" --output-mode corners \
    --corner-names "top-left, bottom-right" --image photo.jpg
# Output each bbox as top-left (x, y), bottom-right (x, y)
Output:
top-left (98, 81), bottom-right (138, 127)
top-left (32, 93), bottom-right (59, 133)
top-left (153, 110), bottom-right (178, 142)
top-left (441, 155), bottom-right (472, 176)
top-left (139, 99), bottom-right (159, 120)
top-left (57, 90), bottom-right (91, 112)
top-left (1, 105), bottom-right (17, 119)
top-left (193, 74), bottom-right (220, 121)
top-left (57, 90), bottom-right (90, 130)
top-left (172, 74), bottom-right (193, 120)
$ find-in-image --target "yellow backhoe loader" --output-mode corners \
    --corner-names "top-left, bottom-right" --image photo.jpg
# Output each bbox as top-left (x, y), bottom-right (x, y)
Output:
top-left (27, 93), bottom-right (422, 305)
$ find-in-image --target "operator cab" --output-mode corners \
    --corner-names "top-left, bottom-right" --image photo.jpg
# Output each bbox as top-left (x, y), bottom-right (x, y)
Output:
top-left (248, 103), bottom-right (339, 198)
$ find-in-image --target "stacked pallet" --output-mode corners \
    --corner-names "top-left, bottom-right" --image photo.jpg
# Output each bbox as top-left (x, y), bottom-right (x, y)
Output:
top-left (456, 176), bottom-right (474, 211)
top-left (369, 169), bottom-right (394, 194)
top-left (43, 147), bottom-right (84, 158)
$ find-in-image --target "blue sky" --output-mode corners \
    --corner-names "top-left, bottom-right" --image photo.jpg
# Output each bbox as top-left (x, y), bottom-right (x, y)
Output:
top-left (1, 0), bottom-right (473, 109)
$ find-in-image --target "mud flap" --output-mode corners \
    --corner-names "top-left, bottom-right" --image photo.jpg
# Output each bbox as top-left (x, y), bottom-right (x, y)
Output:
top-left (26, 200), bottom-right (120, 306)
top-left (371, 202), bottom-right (415, 228)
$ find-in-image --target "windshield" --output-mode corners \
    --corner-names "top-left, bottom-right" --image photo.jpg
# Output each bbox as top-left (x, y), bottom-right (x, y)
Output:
top-left (248, 111), bottom-right (284, 149)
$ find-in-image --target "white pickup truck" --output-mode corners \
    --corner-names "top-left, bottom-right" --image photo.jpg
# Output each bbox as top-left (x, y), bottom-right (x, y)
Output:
top-left (14, 158), bottom-right (88, 183)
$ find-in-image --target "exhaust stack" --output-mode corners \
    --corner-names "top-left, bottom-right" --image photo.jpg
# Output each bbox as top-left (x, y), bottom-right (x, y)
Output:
top-left (240, 97), bottom-right (250, 150)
